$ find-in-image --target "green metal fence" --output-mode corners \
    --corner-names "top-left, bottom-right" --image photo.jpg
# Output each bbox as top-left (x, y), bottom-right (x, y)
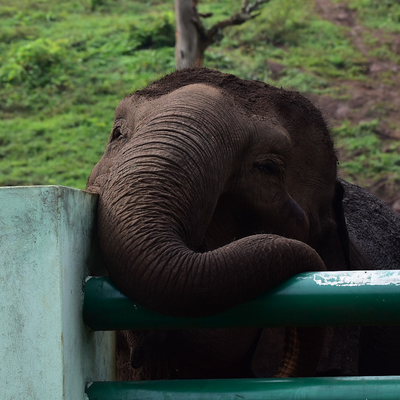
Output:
top-left (2, 186), bottom-right (399, 399)
top-left (84, 270), bottom-right (400, 400)
top-left (85, 377), bottom-right (400, 400)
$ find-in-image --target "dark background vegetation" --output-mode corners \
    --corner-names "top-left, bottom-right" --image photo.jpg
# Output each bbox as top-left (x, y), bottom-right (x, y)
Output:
top-left (0, 0), bottom-right (399, 209)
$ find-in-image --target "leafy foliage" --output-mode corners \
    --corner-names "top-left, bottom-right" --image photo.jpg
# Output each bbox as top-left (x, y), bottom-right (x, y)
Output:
top-left (0, 0), bottom-right (399, 194)
top-left (127, 14), bottom-right (175, 52)
top-left (337, 0), bottom-right (400, 31)
top-left (1, 38), bottom-right (75, 87)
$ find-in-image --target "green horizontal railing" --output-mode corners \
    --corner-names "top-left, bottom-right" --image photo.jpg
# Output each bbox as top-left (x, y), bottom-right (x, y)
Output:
top-left (83, 270), bottom-right (400, 400)
top-left (83, 270), bottom-right (400, 331)
top-left (86, 376), bottom-right (400, 400)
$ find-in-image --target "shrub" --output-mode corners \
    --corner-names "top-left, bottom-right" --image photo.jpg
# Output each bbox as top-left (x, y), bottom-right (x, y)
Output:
top-left (126, 14), bottom-right (175, 52)
top-left (0, 38), bottom-right (76, 88)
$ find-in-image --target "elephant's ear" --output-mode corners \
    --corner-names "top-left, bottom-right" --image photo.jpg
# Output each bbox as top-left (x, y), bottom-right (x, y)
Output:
top-left (317, 180), bottom-right (351, 271)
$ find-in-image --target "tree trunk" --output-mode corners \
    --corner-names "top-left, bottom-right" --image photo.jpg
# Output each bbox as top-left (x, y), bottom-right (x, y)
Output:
top-left (174, 0), bottom-right (270, 70)
top-left (175, 0), bottom-right (204, 69)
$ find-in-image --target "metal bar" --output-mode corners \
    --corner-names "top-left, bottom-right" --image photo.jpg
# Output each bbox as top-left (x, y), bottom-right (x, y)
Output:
top-left (83, 270), bottom-right (400, 331)
top-left (85, 376), bottom-right (400, 400)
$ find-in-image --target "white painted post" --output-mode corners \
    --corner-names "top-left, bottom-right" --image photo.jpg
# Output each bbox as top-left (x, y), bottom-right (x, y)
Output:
top-left (0, 186), bottom-right (115, 400)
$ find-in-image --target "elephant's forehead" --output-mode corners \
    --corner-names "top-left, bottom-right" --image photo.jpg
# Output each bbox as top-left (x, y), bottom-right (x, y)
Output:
top-left (118, 83), bottom-right (225, 115)
top-left (167, 83), bottom-right (224, 100)
top-left (116, 84), bottom-right (234, 128)
top-left (145, 83), bottom-right (225, 110)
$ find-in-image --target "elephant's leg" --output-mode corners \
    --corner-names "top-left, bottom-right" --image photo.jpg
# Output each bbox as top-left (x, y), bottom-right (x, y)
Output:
top-left (116, 331), bottom-right (139, 381)
top-left (124, 328), bottom-right (263, 380)
top-left (252, 328), bottom-right (285, 377)
top-left (167, 328), bottom-right (263, 379)
top-left (359, 326), bottom-right (400, 375)
top-left (252, 327), bottom-right (327, 378)
top-left (117, 330), bottom-right (175, 380)
top-left (313, 326), bottom-right (360, 376)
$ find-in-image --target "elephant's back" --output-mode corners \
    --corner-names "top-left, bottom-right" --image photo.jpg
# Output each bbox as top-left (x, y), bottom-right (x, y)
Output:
top-left (341, 179), bottom-right (400, 270)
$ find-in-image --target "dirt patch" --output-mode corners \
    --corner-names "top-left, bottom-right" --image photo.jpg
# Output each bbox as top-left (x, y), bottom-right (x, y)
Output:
top-left (309, 81), bottom-right (400, 139)
top-left (312, 0), bottom-right (400, 210)
top-left (315, 0), bottom-right (357, 27)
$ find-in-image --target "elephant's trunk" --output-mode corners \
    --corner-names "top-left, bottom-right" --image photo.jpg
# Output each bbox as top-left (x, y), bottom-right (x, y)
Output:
top-left (96, 101), bottom-right (325, 318)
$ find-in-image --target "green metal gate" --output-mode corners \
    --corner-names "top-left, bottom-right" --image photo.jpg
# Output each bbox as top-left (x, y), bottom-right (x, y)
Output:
top-left (2, 186), bottom-right (399, 399)
top-left (84, 271), bottom-right (400, 400)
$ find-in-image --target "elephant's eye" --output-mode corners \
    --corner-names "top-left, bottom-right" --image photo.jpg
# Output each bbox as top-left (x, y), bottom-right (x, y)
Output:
top-left (111, 126), bottom-right (124, 141)
top-left (253, 160), bottom-right (280, 175)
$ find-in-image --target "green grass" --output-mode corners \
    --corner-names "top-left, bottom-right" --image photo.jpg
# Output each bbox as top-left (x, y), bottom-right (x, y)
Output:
top-left (336, 0), bottom-right (400, 32)
top-left (334, 120), bottom-right (400, 179)
top-left (333, 120), bottom-right (400, 199)
top-left (0, 0), bottom-right (399, 192)
top-left (0, 0), bottom-right (176, 188)
top-left (213, 0), bottom-right (368, 87)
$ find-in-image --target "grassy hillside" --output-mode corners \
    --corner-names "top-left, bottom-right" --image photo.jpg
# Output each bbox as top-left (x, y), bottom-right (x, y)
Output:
top-left (0, 0), bottom-right (399, 204)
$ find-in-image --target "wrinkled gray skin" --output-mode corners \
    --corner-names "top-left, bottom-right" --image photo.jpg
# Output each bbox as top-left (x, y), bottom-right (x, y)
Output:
top-left (339, 180), bottom-right (400, 376)
top-left (87, 68), bottom-right (400, 380)
top-left (255, 180), bottom-right (400, 377)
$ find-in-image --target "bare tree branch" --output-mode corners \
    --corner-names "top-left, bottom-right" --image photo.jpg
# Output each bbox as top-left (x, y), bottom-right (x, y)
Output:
top-left (198, 12), bottom-right (213, 18)
top-left (195, 0), bottom-right (271, 53)
top-left (241, 0), bottom-right (270, 14)
top-left (175, 0), bottom-right (270, 69)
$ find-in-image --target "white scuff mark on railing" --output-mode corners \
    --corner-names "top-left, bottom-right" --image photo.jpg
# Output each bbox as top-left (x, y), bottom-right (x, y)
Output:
top-left (312, 271), bottom-right (400, 287)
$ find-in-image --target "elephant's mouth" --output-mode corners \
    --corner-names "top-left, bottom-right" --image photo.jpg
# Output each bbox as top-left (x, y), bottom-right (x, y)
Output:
top-left (239, 200), bottom-right (309, 243)
top-left (200, 193), bottom-right (310, 253)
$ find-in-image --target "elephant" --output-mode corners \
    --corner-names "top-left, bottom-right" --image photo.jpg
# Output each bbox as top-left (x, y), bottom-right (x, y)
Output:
top-left (86, 68), bottom-right (400, 380)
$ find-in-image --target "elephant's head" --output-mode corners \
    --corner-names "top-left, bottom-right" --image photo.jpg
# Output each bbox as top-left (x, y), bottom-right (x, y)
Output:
top-left (87, 68), bottom-right (344, 376)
